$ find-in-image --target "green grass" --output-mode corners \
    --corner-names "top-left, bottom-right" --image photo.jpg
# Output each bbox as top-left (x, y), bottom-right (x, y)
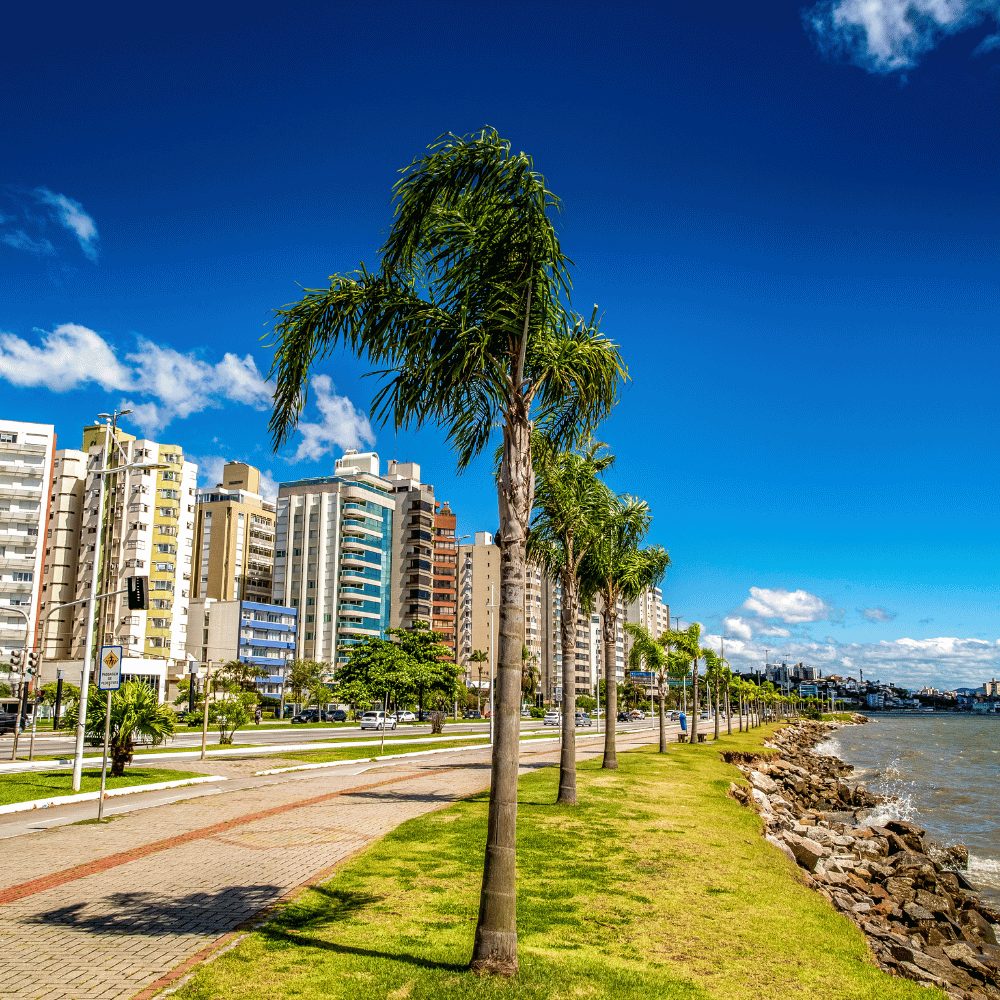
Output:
top-left (174, 725), bottom-right (940, 1000)
top-left (0, 767), bottom-right (207, 806)
top-left (279, 731), bottom-right (558, 765)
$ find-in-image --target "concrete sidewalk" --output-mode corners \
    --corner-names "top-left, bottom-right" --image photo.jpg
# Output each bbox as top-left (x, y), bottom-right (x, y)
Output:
top-left (0, 728), bottom-right (660, 1000)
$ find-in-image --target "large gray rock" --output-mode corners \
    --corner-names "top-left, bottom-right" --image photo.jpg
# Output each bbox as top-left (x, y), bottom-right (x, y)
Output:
top-left (784, 832), bottom-right (828, 872)
top-left (750, 769), bottom-right (778, 795)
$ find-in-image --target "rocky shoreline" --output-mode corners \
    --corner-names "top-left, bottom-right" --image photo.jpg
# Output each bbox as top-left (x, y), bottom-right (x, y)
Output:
top-left (728, 717), bottom-right (1000, 999)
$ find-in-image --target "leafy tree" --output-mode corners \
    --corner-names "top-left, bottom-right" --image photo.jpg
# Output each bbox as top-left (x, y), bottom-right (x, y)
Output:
top-left (580, 494), bottom-right (669, 769)
top-left (528, 437), bottom-right (612, 803)
top-left (266, 130), bottom-right (625, 975)
top-left (624, 623), bottom-right (668, 752)
top-left (520, 645), bottom-right (540, 706)
top-left (0, 681), bottom-right (11, 698)
top-left (210, 690), bottom-right (256, 744)
top-left (576, 694), bottom-right (597, 713)
top-left (286, 660), bottom-right (328, 707)
top-left (215, 660), bottom-right (267, 697)
top-left (66, 681), bottom-right (175, 776)
top-left (390, 622), bottom-right (460, 710)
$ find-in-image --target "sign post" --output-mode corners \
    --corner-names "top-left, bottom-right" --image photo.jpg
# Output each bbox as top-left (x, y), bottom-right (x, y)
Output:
top-left (96, 646), bottom-right (123, 821)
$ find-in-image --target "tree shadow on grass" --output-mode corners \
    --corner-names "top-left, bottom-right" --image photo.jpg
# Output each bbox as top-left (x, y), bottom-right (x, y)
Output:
top-left (262, 885), bottom-right (466, 973)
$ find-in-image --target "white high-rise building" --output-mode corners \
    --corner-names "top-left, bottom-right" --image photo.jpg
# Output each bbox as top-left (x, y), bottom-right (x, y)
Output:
top-left (0, 420), bottom-right (55, 673)
top-left (272, 450), bottom-right (395, 667)
top-left (39, 424), bottom-right (197, 699)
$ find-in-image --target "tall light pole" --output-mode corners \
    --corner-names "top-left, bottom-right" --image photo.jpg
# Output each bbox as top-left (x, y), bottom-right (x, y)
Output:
top-left (72, 410), bottom-right (166, 791)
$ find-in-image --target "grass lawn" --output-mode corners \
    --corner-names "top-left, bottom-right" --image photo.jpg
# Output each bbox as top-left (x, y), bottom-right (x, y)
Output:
top-left (0, 767), bottom-right (207, 807)
top-left (174, 725), bottom-right (939, 1000)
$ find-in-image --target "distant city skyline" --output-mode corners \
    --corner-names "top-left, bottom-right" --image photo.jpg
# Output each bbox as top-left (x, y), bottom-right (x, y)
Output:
top-left (4, 1), bottom-right (1000, 688)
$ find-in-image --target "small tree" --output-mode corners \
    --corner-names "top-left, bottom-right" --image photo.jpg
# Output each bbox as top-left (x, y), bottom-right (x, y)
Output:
top-left (67, 681), bottom-right (175, 776)
top-left (211, 691), bottom-right (256, 744)
top-left (286, 659), bottom-right (328, 708)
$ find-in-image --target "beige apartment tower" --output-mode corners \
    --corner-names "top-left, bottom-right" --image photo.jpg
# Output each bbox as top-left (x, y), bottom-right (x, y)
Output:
top-left (193, 462), bottom-right (275, 604)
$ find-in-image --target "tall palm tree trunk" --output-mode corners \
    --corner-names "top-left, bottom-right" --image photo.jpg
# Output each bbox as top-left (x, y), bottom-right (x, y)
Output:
top-left (658, 674), bottom-right (667, 752)
top-left (602, 606), bottom-right (619, 769)
top-left (725, 686), bottom-right (732, 736)
top-left (557, 571), bottom-right (578, 804)
top-left (689, 659), bottom-right (699, 744)
top-left (471, 415), bottom-right (530, 976)
top-left (713, 676), bottom-right (721, 740)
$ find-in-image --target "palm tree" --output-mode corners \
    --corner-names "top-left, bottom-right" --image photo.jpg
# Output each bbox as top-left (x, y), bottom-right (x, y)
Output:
top-left (267, 130), bottom-right (625, 977)
top-left (624, 623), bottom-right (669, 752)
top-left (580, 495), bottom-right (669, 769)
top-left (528, 438), bottom-right (612, 804)
top-left (76, 681), bottom-right (175, 776)
top-left (703, 648), bottom-right (722, 741)
top-left (469, 649), bottom-right (488, 712)
top-left (520, 645), bottom-right (540, 707)
top-left (664, 623), bottom-right (703, 743)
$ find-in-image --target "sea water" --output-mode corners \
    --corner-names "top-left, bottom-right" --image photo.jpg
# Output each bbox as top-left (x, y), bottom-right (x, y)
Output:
top-left (816, 715), bottom-right (1000, 905)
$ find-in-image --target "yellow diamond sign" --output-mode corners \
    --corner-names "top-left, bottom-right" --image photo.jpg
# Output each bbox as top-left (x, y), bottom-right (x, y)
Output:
top-left (98, 645), bottom-right (123, 691)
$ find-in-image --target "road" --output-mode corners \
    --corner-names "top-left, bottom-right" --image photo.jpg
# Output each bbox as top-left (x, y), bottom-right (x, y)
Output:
top-left (0, 723), bottom-right (667, 1000)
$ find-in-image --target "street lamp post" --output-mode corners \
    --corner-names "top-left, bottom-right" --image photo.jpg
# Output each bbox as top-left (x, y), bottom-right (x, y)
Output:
top-left (71, 410), bottom-right (167, 791)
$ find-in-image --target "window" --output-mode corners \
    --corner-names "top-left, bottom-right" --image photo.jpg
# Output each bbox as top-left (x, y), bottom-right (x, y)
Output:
top-left (0, 431), bottom-right (17, 444)
top-left (12, 571), bottom-right (33, 582)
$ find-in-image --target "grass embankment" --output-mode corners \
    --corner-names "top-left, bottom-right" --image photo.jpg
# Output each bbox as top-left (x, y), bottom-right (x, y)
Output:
top-left (175, 725), bottom-right (939, 1000)
top-left (0, 767), bottom-right (206, 807)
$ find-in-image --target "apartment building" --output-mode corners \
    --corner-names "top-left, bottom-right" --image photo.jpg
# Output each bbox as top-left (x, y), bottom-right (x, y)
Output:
top-left (186, 597), bottom-right (297, 700)
top-left (540, 578), bottom-right (593, 701)
top-left (384, 461), bottom-right (435, 633)
top-left (456, 531), bottom-right (543, 695)
top-left (39, 424), bottom-right (197, 698)
top-left (432, 502), bottom-right (458, 658)
top-left (193, 462), bottom-right (275, 604)
top-left (272, 450), bottom-right (394, 667)
top-left (0, 421), bottom-right (55, 670)
top-left (39, 449), bottom-right (87, 660)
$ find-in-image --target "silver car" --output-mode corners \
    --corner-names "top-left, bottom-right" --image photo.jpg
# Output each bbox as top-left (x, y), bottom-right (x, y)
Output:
top-left (360, 711), bottom-right (397, 731)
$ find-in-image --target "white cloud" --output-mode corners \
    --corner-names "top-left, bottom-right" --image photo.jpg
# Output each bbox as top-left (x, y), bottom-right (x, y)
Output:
top-left (34, 188), bottom-right (99, 261)
top-left (258, 469), bottom-right (279, 501)
top-left (0, 323), bottom-right (274, 435)
top-left (758, 624), bottom-right (792, 638)
top-left (1, 230), bottom-right (54, 256)
top-left (743, 586), bottom-right (831, 624)
top-left (723, 616), bottom-right (754, 641)
top-left (805, 0), bottom-right (1000, 73)
top-left (0, 323), bottom-right (132, 391)
top-left (292, 374), bottom-right (375, 462)
top-left (862, 606), bottom-right (897, 622)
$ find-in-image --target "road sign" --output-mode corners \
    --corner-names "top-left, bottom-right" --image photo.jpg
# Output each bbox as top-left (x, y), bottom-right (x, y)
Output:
top-left (97, 645), bottom-right (123, 691)
top-left (629, 670), bottom-right (654, 679)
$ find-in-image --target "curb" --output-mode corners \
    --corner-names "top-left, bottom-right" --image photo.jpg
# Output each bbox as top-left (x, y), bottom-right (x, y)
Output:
top-left (0, 775), bottom-right (227, 815)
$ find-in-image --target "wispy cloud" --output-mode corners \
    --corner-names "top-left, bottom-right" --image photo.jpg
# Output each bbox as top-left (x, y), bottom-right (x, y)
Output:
top-left (0, 188), bottom-right (99, 261)
top-left (805, 0), bottom-right (1000, 73)
top-left (861, 605), bottom-right (898, 622)
top-left (743, 586), bottom-right (831, 624)
top-left (292, 374), bottom-right (375, 462)
top-left (0, 323), bottom-right (272, 434)
top-left (34, 189), bottom-right (99, 260)
top-left (723, 615), bottom-right (754, 640)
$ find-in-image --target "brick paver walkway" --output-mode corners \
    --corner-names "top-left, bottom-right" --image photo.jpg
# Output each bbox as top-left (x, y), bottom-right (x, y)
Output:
top-left (0, 729), bottom-right (657, 1000)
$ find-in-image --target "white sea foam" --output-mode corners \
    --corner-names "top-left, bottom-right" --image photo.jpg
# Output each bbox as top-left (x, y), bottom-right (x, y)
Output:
top-left (968, 854), bottom-right (1000, 891)
top-left (814, 735), bottom-right (841, 758)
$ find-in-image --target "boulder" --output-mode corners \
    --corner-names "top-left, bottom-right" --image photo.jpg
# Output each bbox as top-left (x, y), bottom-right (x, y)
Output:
top-left (750, 770), bottom-right (778, 794)
top-left (783, 832), bottom-right (828, 872)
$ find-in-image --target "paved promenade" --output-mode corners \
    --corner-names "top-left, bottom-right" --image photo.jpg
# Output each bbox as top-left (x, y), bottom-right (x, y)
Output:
top-left (0, 727), bottom-right (662, 1000)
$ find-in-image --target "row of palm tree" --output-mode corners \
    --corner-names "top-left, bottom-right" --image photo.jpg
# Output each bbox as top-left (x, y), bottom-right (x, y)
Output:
top-left (266, 128), bottom-right (791, 976)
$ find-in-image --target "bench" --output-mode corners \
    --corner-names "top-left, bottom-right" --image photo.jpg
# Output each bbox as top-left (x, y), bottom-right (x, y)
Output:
top-left (697, 733), bottom-right (707, 743)
top-left (676, 733), bottom-right (688, 742)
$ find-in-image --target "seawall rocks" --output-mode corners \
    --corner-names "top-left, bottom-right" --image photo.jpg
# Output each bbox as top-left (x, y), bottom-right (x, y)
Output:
top-left (728, 718), bottom-right (1000, 1000)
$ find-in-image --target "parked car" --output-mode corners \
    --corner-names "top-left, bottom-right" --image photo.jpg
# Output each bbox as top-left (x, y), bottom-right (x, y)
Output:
top-left (418, 709), bottom-right (434, 722)
top-left (464, 710), bottom-right (483, 719)
top-left (520, 706), bottom-right (532, 718)
top-left (543, 710), bottom-right (560, 726)
top-left (617, 711), bottom-right (631, 722)
top-left (360, 711), bottom-right (397, 731)
top-left (291, 708), bottom-right (329, 724)
top-left (575, 712), bottom-right (593, 727)
top-left (394, 710), bottom-right (417, 723)
top-left (0, 697), bottom-right (20, 734)
top-left (329, 709), bottom-right (348, 722)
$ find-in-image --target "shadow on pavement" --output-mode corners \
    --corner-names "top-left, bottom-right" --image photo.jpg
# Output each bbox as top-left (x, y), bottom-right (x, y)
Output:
top-left (28, 883), bottom-right (284, 936)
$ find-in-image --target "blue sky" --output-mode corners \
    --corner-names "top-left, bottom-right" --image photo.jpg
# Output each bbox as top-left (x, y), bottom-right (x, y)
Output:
top-left (3, 0), bottom-right (1000, 688)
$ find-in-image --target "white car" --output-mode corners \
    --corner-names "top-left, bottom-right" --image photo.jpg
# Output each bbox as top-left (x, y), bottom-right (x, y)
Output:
top-left (394, 710), bottom-right (417, 723)
top-left (360, 711), bottom-right (397, 730)
top-left (543, 710), bottom-right (561, 726)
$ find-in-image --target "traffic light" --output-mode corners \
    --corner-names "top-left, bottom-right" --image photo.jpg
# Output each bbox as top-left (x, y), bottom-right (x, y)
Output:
top-left (9, 649), bottom-right (22, 669)
top-left (26, 651), bottom-right (39, 673)
top-left (127, 576), bottom-right (148, 611)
